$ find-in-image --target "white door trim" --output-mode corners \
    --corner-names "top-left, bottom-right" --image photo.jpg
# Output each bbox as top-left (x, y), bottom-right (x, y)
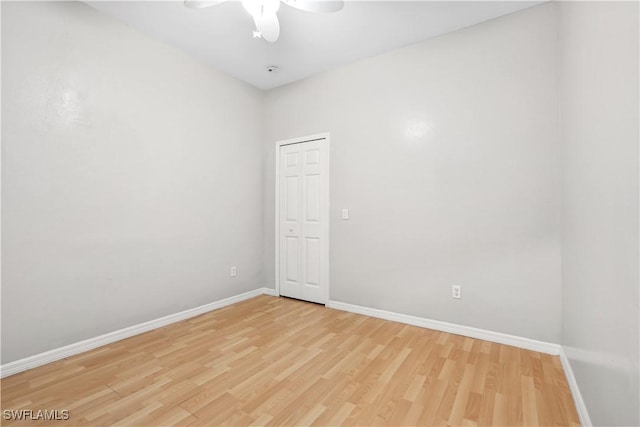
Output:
top-left (275, 132), bottom-right (330, 304)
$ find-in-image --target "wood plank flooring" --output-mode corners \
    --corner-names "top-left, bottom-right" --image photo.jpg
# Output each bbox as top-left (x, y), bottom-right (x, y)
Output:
top-left (0, 295), bottom-right (580, 426)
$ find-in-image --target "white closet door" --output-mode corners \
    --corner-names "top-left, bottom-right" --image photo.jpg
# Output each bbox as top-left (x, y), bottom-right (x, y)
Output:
top-left (278, 138), bottom-right (328, 304)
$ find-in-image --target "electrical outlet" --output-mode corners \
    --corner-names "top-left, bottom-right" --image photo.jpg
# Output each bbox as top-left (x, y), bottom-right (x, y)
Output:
top-left (452, 285), bottom-right (461, 299)
top-left (230, 266), bottom-right (237, 277)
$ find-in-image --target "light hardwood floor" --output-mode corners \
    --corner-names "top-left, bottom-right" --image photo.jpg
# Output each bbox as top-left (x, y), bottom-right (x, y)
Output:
top-left (1, 295), bottom-right (579, 426)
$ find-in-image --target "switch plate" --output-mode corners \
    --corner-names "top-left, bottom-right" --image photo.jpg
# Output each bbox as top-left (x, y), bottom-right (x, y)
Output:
top-left (341, 208), bottom-right (349, 220)
top-left (231, 266), bottom-right (237, 277)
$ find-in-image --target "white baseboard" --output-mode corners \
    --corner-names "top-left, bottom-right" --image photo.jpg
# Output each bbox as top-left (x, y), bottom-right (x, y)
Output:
top-left (0, 287), bottom-right (274, 378)
top-left (559, 347), bottom-right (592, 426)
top-left (326, 299), bottom-right (561, 355)
top-left (261, 287), bottom-right (278, 296)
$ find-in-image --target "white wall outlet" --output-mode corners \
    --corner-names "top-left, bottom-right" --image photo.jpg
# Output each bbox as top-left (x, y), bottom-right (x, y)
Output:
top-left (341, 208), bottom-right (349, 220)
top-left (452, 285), bottom-right (461, 299)
top-left (230, 266), bottom-right (237, 277)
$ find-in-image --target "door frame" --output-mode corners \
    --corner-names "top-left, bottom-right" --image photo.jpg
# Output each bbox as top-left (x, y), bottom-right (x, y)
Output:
top-left (274, 132), bottom-right (330, 304)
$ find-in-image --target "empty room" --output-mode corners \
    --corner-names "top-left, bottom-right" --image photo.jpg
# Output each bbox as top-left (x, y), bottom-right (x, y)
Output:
top-left (1, 0), bottom-right (638, 426)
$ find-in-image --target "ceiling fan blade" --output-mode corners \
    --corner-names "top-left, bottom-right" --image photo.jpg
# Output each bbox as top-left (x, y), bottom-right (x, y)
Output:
top-left (184, 0), bottom-right (228, 9)
top-left (282, 0), bottom-right (343, 13)
top-left (254, 13), bottom-right (280, 42)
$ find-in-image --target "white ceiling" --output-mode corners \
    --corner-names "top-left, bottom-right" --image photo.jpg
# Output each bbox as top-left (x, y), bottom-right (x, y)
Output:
top-left (87, 1), bottom-right (542, 90)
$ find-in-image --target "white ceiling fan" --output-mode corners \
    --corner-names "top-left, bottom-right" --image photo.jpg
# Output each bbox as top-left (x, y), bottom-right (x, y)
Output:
top-left (184, 0), bottom-right (344, 43)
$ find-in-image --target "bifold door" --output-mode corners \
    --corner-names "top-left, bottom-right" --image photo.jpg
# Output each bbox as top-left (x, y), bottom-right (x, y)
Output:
top-left (278, 138), bottom-right (328, 304)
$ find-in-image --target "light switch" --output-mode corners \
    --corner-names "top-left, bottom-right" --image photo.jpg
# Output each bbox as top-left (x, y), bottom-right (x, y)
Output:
top-left (341, 208), bottom-right (349, 220)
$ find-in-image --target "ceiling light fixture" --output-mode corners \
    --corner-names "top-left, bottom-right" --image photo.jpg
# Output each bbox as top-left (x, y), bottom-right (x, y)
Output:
top-left (184, 0), bottom-right (344, 43)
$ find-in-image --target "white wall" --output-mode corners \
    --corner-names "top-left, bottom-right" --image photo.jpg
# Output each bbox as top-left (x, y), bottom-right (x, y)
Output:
top-left (264, 3), bottom-right (562, 343)
top-left (1, 2), bottom-right (264, 363)
top-left (559, 2), bottom-right (639, 425)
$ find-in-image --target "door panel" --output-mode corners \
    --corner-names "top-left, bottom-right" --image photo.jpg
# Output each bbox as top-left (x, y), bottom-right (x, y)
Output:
top-left (285, 177), bottom-right (299, 221)
top-left (278, 138), bottom-right (328, 304)
top-left (286, 152), bottom-right (299, 167)
top-left (305, 238), bottom-right (320, 286)
top-left (305, 148), bottom-right (320, 165)
top-left (285, 237), bottom-right (299, 283)
top-left (305, 174), bottom-right (320, 222)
